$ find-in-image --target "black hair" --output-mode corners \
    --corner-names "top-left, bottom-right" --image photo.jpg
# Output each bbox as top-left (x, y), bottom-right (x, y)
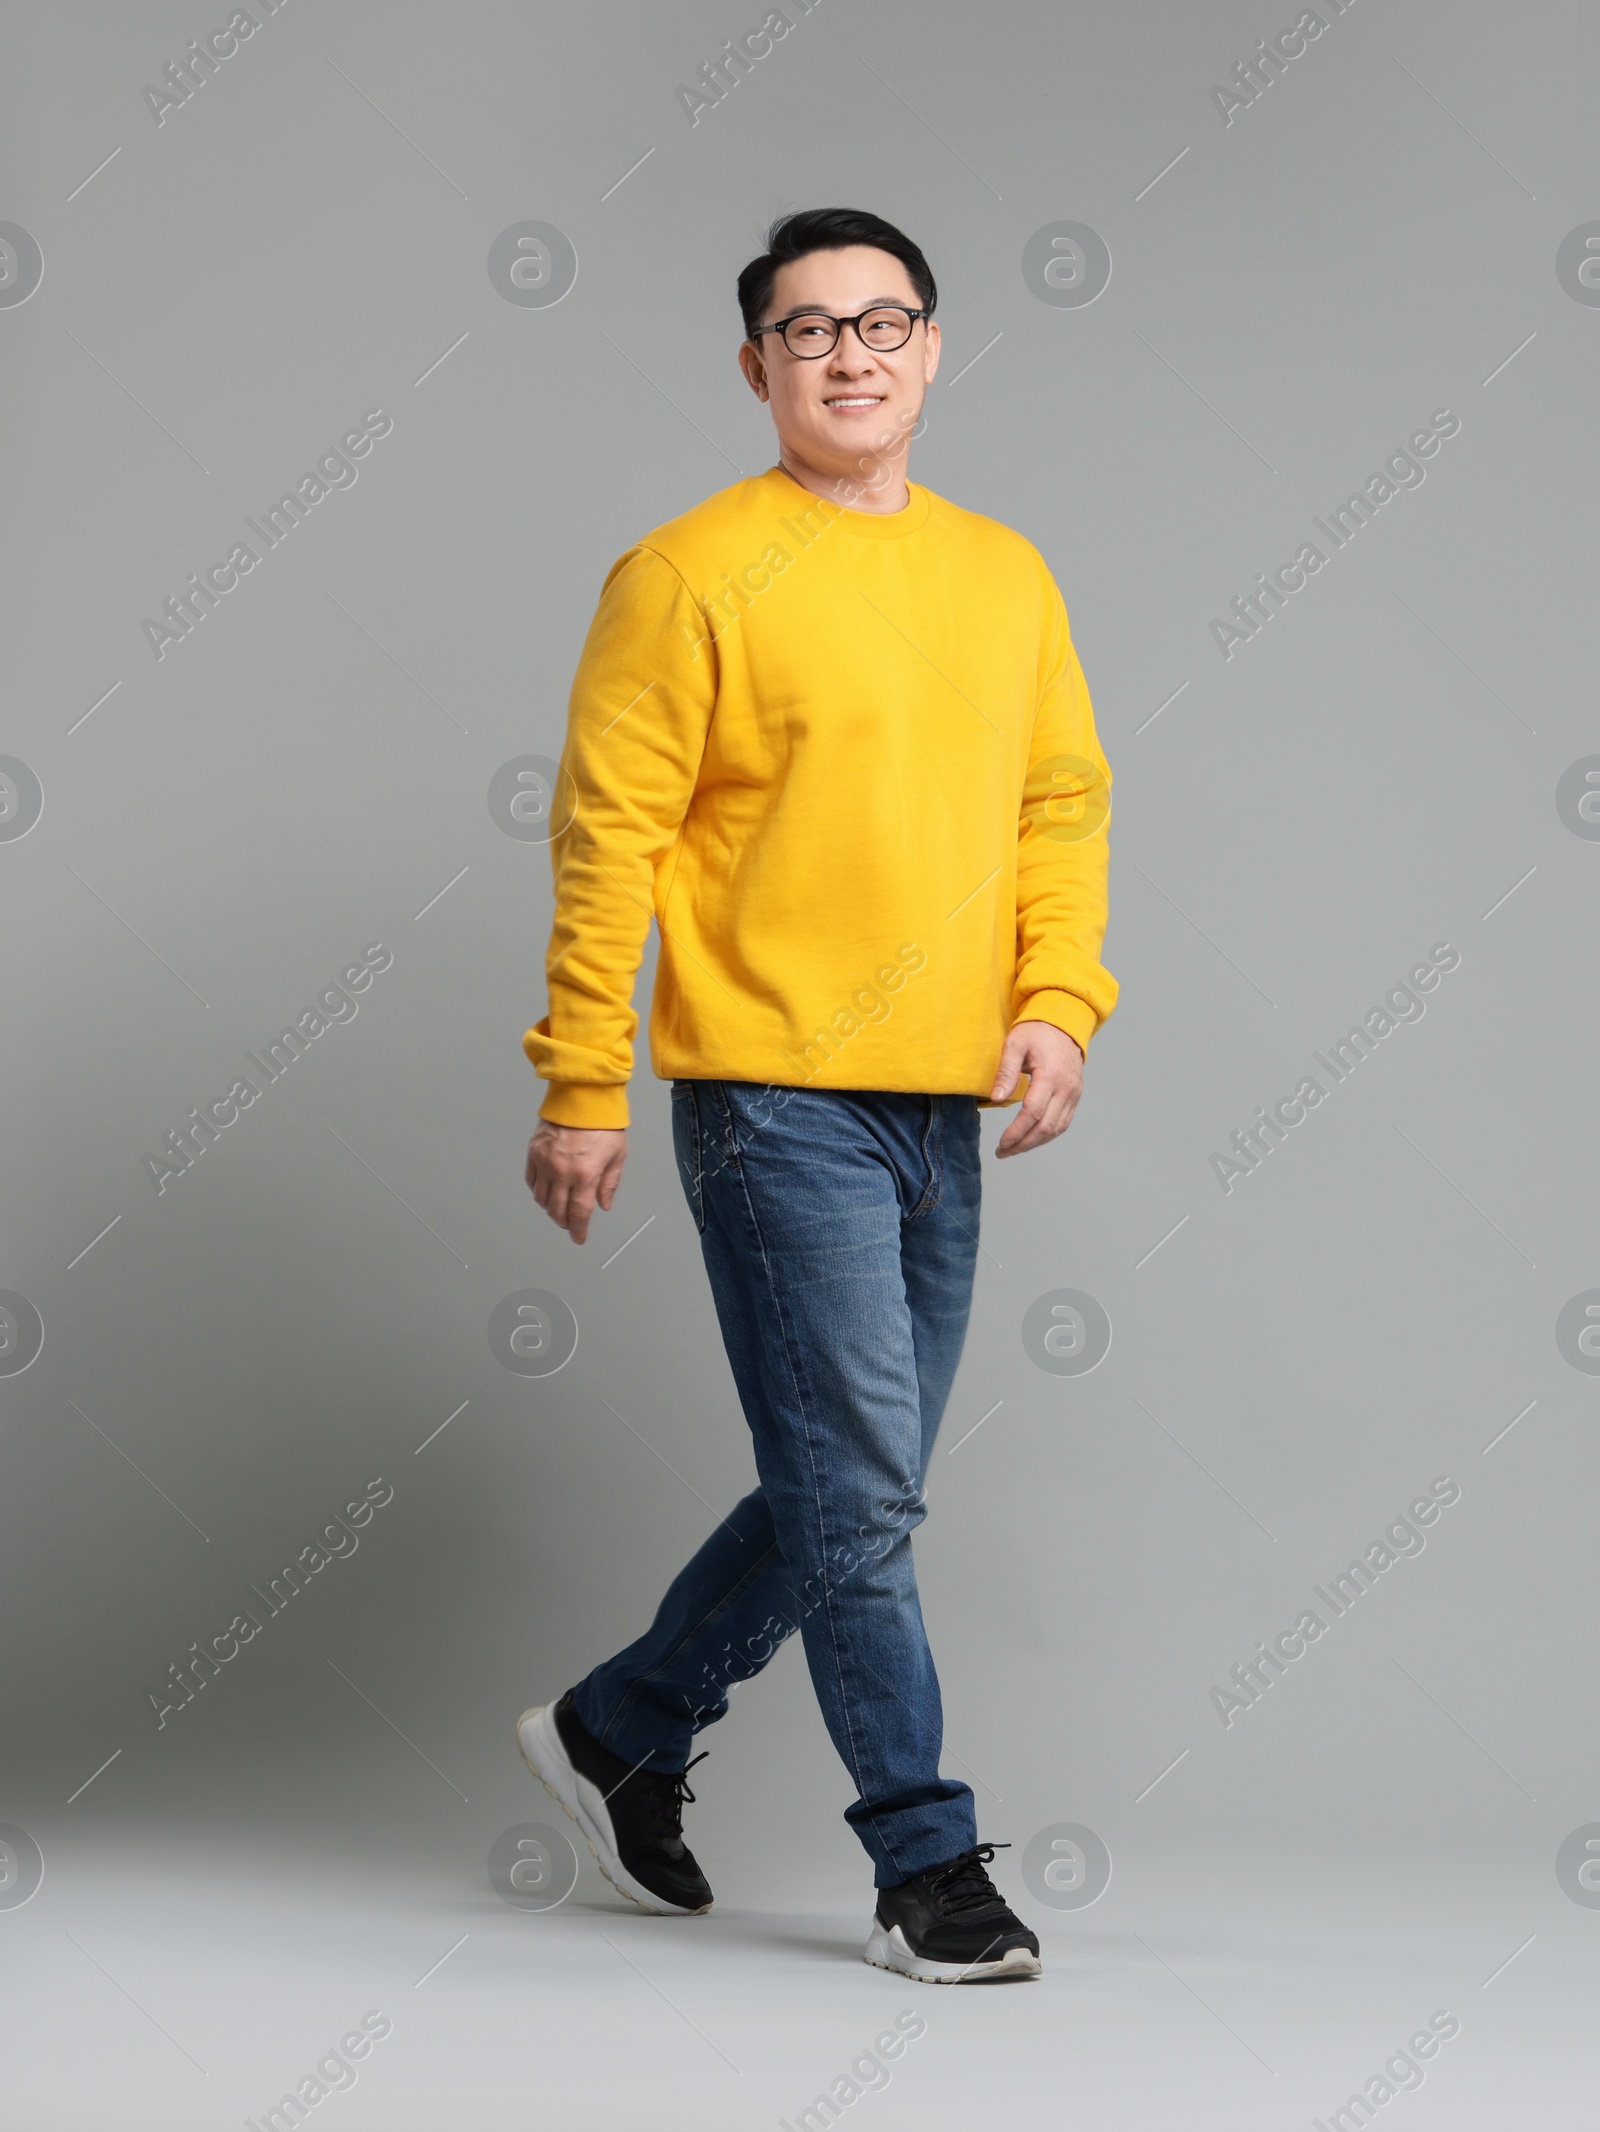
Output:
top-left (736, 208), bottom-right (937, 339)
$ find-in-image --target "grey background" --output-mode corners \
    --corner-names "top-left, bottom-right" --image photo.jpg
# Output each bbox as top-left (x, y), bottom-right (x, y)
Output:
top-left (3, 0), bottom-right (1597, 2123)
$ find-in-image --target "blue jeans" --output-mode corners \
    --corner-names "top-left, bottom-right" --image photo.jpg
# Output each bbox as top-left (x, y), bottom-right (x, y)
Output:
top-left (572, 1079), bottom-right (982, 1888)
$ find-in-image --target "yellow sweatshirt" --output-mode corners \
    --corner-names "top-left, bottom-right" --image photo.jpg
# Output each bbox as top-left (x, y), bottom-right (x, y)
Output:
top-left (525, 464), bottom-right (1117, 1128)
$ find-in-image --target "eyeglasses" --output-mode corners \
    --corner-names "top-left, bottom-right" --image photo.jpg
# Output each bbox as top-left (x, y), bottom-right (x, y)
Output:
top-left (748, 305), bottom-right (931, 359)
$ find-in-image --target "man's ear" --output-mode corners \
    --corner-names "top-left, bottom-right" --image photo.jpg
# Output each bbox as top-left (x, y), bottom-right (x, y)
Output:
top-left (737, 341), bottom-right (769, 401)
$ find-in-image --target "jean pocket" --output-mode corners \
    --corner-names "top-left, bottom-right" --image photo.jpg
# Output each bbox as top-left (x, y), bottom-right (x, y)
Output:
top-left (706, 1080), bottom-right (742, 1175)
top-left (671, 1082), bottom-right (706, 1235)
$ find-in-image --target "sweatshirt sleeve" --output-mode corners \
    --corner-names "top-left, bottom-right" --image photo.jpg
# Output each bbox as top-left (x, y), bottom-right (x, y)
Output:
top-left (1012, 571), bottom-right (1119, 1055)
top-left (523, 545), bottom-right (716, 1128)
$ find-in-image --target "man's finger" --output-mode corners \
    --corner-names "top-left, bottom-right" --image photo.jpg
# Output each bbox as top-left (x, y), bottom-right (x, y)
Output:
top-left (1041, 1090), bottom-right (1079, 1143)
top-left (569, 1174), bottom-right (603, 1240)
top-left (999, 1079), bottom-right (1078, 1154)
top-left (997, 1100), bottom-right (1047, 1155)
top-left (566, 1188), bottom-right (596, 1243)
top-left (989, 1041), bottom-right (1028, 1102)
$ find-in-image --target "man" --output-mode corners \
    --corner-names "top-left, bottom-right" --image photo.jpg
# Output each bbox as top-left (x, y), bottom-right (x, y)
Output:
top-left (517, 208), bottom-right (1117, 1983)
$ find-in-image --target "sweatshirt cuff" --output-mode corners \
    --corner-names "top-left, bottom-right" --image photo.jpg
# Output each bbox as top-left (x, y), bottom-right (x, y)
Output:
top-left (1013, 990), bottom-right (1098, 1057)
top-left (538, 1080), bottom-right (631, 1130)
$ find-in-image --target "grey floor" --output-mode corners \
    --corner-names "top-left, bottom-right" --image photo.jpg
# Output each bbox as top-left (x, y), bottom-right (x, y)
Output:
top-left (9, 1824), bottom-right (1595, 2127)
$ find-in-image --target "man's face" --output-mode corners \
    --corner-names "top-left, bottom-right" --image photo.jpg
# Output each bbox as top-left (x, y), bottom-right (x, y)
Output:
top-left (738, 244), bottom-right (940, 490)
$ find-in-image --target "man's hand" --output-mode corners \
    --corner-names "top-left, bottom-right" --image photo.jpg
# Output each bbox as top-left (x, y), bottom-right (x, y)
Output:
top-left (526, 1121), bottom-right (627, 1244)
top-left (990, 1020), bottom-right (1085, 1158)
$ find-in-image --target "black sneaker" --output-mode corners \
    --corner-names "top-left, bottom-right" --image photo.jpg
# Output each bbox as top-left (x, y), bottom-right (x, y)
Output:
top-left (516, 1691), bottom-right (713, 1915)
top-left (865, 1842), bottom-right (1041, 1982)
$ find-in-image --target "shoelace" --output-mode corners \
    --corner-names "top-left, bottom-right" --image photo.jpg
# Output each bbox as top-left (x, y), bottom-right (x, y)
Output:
top-left (636, 1750), bottom-right (708, 1843)
top-left (921, 1840), bottom-right (1012, 1916)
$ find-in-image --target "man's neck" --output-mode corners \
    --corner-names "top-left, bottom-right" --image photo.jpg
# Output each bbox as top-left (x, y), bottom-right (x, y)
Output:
top-left (776, 446), bottom-right (911, 516)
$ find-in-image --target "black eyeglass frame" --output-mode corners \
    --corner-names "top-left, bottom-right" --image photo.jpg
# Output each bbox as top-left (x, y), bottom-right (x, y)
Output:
top-left (747, 305), bottom-right (934, 359)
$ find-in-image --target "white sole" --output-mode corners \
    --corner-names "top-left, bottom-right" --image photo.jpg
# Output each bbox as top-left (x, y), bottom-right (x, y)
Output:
top-left (864, 1920), bottom-right (1041, 1983)
top-left (515, 1703), bottom-right (711, 1917)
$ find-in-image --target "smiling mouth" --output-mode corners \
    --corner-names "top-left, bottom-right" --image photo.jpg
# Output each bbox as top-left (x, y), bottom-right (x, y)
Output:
top-left (823, 394), bottom-right (886, 410)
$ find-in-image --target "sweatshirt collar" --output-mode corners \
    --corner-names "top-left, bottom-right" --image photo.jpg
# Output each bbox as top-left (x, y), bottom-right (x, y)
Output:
top-left (765, 463), bottom-right (931, 539)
